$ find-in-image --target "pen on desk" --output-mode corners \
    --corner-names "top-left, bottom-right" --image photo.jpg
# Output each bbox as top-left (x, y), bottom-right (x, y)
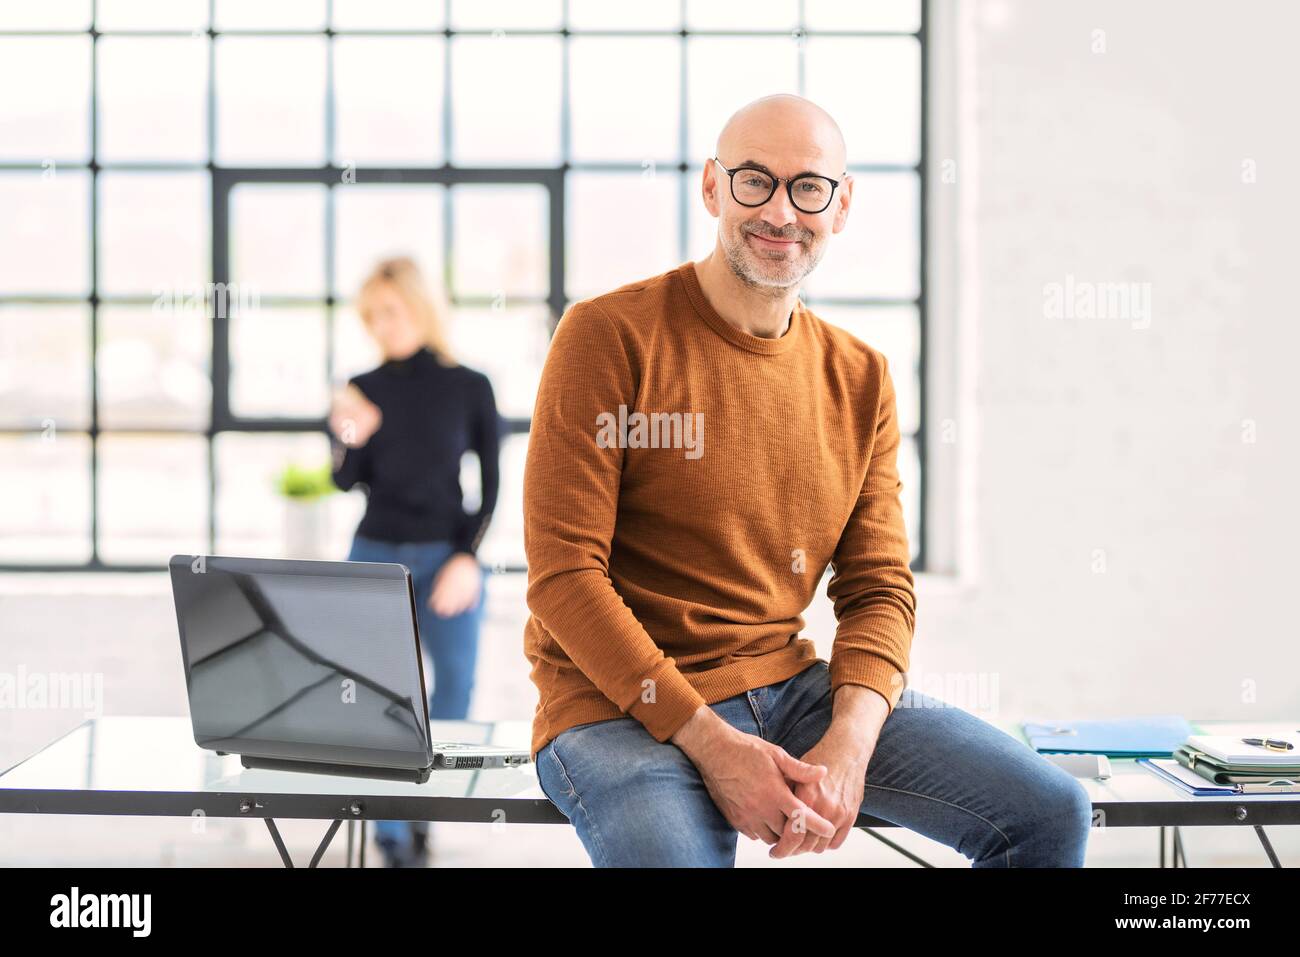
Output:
top-left (1242, 737), bottom-right (1294, 751)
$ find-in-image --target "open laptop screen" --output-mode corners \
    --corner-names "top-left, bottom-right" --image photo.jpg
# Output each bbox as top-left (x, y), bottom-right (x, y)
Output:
top-left (168, 554), bottom-right (431, 771)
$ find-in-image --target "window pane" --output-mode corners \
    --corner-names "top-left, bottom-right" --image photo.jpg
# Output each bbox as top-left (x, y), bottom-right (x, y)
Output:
top-left (334, 37), bottom-right (444, 167)
top-left (96, 0), bottom-right (208, 31)
top-left (0, 2), bottom-right (91, 29)
top-left (215, 37), bottom-right (326, 167)
top-left (230, 183), bottom-right (326, 297)
top-left (0, 304), bottom-right (91, 430)
top-left (0, 170), bottom-right (91, 296)
top-left (808, 304), bottom-right (919, 435)
top-left (97, 434), bottom-right (208, 565)
top-left (214, 431), bottom-right (340, 558)
top-left (568, 0), bottom-right (679, 30)
top-left (0, 433), bottom-right (92, 564)
top-left (569, 37), bottom-right (679, 164)
top-left (448, 304), bottom-right (549, 419)
top-left (98, 305), bottom-right (211, 429)
top-left (332, 303), bottom-right (383, 386)
top-left (801, 171), bottom-right (919, 299)
top-left (229, 306), bottom-right (329, 418)
top-left (686, 165), bottom-right (718, 258)
top-left (686, 37), bottom-right (798, 160)
top-left (567, 172), bottom-right (678, 300)
top-left (214, 0), bottom-right (326, 30)
top-left (0, 36), bottom-right (91, 163)
top-left (98, 36), bottom-right (207, 163)
top-left (334, 184), bottom-right (444, 299)
top-left (473, 431), bottom-right (526, 570)
top-left (450, 184), bottom-right (548, 299)
top-left (460, 448), bottom-right (482, 514)
top-left (332, 0), bottom-right (444, 30)
top-left (451, 0), bottom-right (561, 30)
top-left (451, 36), bottom-right (560, 165)
top-left (686, 0), bottom-right (797, 31)
top-left (99, 172), bottom-right (209, 296)
top-left (804, 0), bottom-right (920, 31)
top-left (805, 37), bottom-right (920, 166)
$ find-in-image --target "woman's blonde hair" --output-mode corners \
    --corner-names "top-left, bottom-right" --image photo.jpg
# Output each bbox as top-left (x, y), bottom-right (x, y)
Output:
top-left (357, 256), bottom-right (456, 365)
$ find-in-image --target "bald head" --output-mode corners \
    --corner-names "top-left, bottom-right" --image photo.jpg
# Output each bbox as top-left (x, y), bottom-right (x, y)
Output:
top-left (714, 94), bottom-right (847, 176)
top-left (703, 94), bottom-right (851, 292)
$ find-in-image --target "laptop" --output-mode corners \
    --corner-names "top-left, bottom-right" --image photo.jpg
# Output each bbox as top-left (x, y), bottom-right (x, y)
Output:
top-left (168, 554), bottom-right (530, 783)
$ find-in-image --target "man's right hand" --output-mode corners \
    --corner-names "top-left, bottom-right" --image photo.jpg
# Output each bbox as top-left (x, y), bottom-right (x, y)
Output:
top-left (671, 705), bottom-right (836, 848)
top-left (329, 384), bottom-right (382, 448)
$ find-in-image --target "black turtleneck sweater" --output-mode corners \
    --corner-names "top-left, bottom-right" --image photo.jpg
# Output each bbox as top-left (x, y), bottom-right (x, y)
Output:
top-left (330, 346), bottom-right (500, 555)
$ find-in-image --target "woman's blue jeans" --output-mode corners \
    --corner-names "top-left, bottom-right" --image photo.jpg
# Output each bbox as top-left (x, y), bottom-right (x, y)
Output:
top-left (345, 533), bottom-right (488, 849)
top-left (535, 660), bottom-right (1093, 867)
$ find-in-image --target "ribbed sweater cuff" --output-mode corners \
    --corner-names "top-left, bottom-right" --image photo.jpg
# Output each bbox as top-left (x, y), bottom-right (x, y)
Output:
top-left (626, 658), bottom-right (708, 743)
top-left (829, 650), bottom-right (908, 714)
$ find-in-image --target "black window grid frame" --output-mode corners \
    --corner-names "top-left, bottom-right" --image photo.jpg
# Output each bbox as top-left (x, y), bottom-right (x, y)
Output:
top-left (0, 0), bottom-right (929, 573)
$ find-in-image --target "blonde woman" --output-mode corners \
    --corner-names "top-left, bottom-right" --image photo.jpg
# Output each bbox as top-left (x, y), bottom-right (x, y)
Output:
top-left (329, 256), bottom-right (500, 867)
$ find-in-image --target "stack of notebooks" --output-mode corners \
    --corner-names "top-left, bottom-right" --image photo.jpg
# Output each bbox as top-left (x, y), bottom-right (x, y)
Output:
top-left (1153, 735), bottom-right (1300, 795)
top-left (1021, 716), bottom-right (1300, 795)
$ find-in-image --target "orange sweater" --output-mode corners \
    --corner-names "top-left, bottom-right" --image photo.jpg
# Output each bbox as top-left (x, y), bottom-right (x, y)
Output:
top-left (523, 260), bottom-right (916, 762)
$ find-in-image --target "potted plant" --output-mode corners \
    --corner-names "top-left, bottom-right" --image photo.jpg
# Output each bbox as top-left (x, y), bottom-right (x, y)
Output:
top-left (275, 461), bottom-right (337, 559)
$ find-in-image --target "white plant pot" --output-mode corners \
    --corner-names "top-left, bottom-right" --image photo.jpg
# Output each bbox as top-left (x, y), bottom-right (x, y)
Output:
top-left (283, 497), bottom-right (329, 559)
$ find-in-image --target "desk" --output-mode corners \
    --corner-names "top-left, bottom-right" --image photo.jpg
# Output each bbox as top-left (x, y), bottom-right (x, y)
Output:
top-left (0, 716), bottom-right (561, 867)
top-left (1, 717), bottom-right (1295, 867)
top-left (1063, 719), bottom-right (1300, 868)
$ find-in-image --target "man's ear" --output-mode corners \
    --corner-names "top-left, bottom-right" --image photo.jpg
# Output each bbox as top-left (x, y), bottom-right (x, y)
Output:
top-left (831, 172), bottom-right (853, 233)
top-left (701, 161), bottom-right (722, 217)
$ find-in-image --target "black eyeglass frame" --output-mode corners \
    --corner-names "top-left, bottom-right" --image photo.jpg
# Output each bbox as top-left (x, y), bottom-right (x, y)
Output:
top-left (712, 157), bottom-right (847, 214)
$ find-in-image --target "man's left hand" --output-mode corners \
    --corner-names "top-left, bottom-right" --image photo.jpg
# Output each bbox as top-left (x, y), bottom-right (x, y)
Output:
top-left (767, 726), bottom-right (873, 858)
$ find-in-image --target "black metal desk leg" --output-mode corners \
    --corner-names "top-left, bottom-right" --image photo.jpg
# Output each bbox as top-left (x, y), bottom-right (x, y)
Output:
top-left (1157, 826), bottom-right (1188, 867)
top-left (309, 820), bottom-right (343, 867)
top-left (263, 818), bottom-right (344, 868)
top-left (1254, 826), bottom-right (1282, 868)
top-left (265, 818), bottom-right (294, 868)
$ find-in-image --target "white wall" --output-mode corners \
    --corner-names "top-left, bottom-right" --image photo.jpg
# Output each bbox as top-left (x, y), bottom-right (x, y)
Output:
top-left (845, 0), bottom-right (1300, 724)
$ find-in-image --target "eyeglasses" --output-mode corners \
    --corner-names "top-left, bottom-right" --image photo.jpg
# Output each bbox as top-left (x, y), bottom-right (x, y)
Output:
top-left (712, 157), bottom-right (845, 214)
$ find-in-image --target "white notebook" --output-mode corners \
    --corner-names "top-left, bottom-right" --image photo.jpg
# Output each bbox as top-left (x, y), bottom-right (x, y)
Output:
top-left (1184, 734), bottom-right (1299, 766)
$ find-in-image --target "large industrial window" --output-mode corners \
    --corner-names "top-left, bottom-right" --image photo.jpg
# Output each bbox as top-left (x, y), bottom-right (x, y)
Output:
top-left (0, 0), bottom-right (926, 573)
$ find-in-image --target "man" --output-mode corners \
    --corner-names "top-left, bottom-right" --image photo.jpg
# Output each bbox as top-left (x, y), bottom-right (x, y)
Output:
top-left (523, 94), bottom-right (1092, 867)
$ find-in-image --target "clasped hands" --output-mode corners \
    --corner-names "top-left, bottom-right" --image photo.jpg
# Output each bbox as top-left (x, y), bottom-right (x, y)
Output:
top-left (674, 701), bottom-right (883, 860)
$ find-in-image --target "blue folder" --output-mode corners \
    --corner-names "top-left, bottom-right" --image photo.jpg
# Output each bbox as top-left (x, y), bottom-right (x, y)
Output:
top-left (1021, 715), bottom-right (1194, 758)
top-left (1136, 758), bottom-right (1238, 795)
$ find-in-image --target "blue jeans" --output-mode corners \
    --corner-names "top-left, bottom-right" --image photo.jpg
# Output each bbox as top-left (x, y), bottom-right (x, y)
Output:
top-left (535, 660), bottom-right (1093, 867)
top-left (345, 533), bottom-right (488, 849)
